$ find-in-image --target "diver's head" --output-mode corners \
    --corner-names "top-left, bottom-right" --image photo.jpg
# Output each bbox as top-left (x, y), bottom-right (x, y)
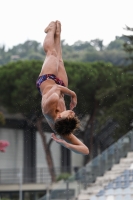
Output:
top-left (54, 110), bottom-right (80, 136)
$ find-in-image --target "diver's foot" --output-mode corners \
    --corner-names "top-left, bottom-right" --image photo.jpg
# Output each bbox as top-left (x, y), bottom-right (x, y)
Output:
top-left (44, 21), bottom-right (56, 33)
top-left (55, 20), bottom-right (61, 36)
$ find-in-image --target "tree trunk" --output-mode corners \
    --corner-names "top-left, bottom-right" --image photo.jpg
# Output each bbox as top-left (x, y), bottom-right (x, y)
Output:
top-left (83, 100), bottom-right (99, 163)
top-left (36, 119), bottom-right (56, 182)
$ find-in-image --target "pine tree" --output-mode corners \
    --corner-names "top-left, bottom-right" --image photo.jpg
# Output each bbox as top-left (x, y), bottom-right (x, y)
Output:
top-left (123, 26), bottom-right (133, 62)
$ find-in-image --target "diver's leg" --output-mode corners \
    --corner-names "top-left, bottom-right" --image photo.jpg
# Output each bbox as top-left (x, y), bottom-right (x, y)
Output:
top-left (54, 21), bottom-right (68, 87)
top-left (39, 21), bottom-right (59, 76)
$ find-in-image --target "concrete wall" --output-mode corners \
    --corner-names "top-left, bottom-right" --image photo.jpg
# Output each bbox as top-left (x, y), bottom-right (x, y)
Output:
top-left (0, 129), bottom-right (61, 170)
top-left (36, 132), bottom-right (61, 183)
top-left (36, 131), bottom-right (61, 168)
top-left (0, 128), bottom-right (23, 169)
top-left (0, 128), bottom-right (84, 172)
top-left (36, 132), bottom-right (84, 170)
top-left (71, 151), bottom-right (84, 169)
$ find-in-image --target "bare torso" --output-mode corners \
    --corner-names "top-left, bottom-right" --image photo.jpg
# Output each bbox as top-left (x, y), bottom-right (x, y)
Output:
top-left (40, 79), bottom-right (66, 131)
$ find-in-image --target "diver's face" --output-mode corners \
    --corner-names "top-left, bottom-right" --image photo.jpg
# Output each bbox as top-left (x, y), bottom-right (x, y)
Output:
top-left (59, 110), bottom-right (75, 119)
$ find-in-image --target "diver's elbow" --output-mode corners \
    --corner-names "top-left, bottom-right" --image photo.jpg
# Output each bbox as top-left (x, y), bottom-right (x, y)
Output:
top-left (83, 147), bottom-right (89, 155)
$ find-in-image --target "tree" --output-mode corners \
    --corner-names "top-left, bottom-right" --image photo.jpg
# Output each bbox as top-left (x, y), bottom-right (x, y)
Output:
top-left (65, 61), bottom-right (122, 162)
top-left (96, 65), bottom-right (133, 139)
top-left (123, 26), bottom-right (133, 63)
top-left (90, 39), bottom-right (104, 51)
top-left (0, 60), bottom-right (56, 182)
top-left (0, 60), bottom-right (126, 167)
top-left (0, 37), bottom-right (130, 66)
top-left (72, 40), bottom-right (95, 51)
top-left (107, 36), bottom-right (126, 50)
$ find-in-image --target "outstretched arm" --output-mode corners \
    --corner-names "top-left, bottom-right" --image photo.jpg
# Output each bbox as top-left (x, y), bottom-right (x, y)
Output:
top-left (51, 133), bottom-right (89, 155)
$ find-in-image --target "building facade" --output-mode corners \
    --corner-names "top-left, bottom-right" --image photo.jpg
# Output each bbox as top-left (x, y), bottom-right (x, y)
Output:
top-left (0, 116), bottom-right (84, 200)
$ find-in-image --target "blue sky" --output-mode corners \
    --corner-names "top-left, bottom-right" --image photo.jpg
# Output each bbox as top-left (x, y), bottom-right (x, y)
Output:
top-left (0, 0), bottom-right (133, 49)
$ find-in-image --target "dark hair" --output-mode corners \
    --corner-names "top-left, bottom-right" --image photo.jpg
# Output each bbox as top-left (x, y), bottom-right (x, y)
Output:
top-left (54, 116), bottom-right (80, 136)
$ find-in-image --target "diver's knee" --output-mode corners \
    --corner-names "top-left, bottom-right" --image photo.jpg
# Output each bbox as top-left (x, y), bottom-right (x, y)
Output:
top-left (46, 49), bottom-right (57, 57)
top-left (51, 49), bottom-right (57, 57)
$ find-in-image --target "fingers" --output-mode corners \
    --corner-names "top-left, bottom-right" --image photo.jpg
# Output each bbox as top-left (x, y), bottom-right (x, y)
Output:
top-left (70, 105), bottom-right (74, 110)
top-left (51, 133), bottom-right (59, 142)
top-left (70, 102), bottom-right (76, 110)
top-left (51, 133), bottom-right (64, 145)
top-left (51, 133), bottom-right (55, 140)
top-left (51, 133), bottom-right (58, 138)
top-left (51, 133), bottom-right (54, 137)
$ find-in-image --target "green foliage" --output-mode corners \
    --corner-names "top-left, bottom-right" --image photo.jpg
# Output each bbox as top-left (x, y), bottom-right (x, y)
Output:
top-left (63, 37), bottom-right (128, 66)
top-left (123, 26), bottom-right (133, 62)
top-left (0, 37), bottom-right (129, 66)
top-left (0, 59), bottom-right (132, 140)
top-left (107, 36), bottom-right (126, 50)
top-left (96, 67), bottom-right (133, 138)
top-left (0, 60), bottom-right (42, 116)
top-left (65, 61), bottom-right (132, 139)
top-left (90, 39), bottom-right (104, 51)
top-left (56, 173), bottom-right (71, 181)
top-left (65, 61), bottom-right (121, 117)
top-left (0, 60), bottom-right (119, 119)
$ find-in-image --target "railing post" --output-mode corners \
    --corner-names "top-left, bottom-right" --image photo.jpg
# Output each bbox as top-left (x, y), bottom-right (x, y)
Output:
top-left (66, 180), bottom-right (69, 200)
top-left (46, 186), bottom-right (50, 200)
top-left (18, 168), bottom-right (23, 200)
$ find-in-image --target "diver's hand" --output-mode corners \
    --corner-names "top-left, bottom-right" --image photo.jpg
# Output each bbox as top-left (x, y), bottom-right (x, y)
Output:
top-left (51, 133), bottom-right (68, 148)
top-left (70, 92), bottom-right (77, 110)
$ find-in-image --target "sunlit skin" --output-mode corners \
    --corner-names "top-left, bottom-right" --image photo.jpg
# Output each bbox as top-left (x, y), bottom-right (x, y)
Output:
top-left (38, 21), bottom-right (89, 155)
top-left (58, 110), bottom-right (75, 119)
